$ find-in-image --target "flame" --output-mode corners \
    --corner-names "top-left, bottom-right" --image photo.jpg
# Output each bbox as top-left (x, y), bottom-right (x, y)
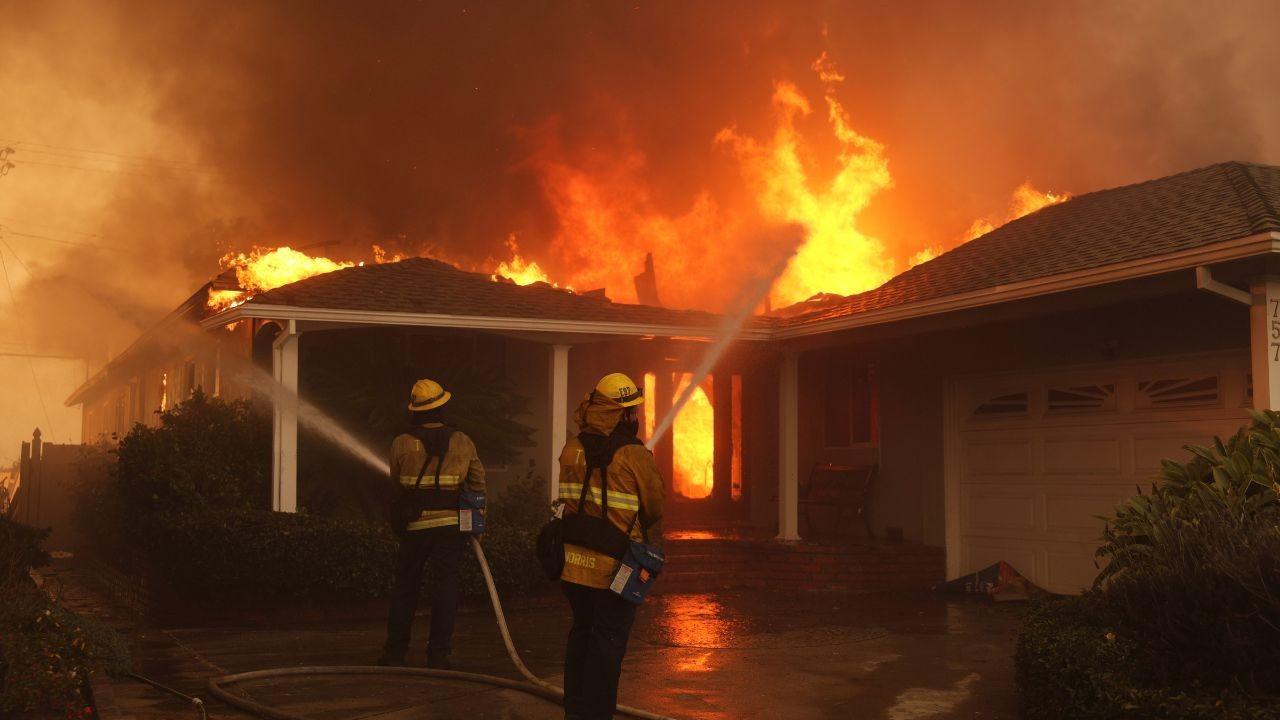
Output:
top-left (672, 373), bottom-right (714, 500)
top-left (207, 246), bottom-right (355, 309)
top-left (908, 246), bottom-right (941, 267)
top-left (525, 126), bottom-right (733, 308)
top-left (372, 244), bottom-right (405, 264)
top-left (717, 52), bottom-right (894, 307)
top-left (964, 182), bottom-right (1070, 241)
top-left (491, 234), bottom-right (555, 286)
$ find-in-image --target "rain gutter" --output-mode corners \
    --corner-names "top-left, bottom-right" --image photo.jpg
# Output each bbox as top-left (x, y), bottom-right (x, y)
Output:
top-left (200, 303), bottom-right (776, 342)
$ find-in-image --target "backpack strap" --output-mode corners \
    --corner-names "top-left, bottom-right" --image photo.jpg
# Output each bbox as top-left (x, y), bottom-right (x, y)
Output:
top-left (409, 426), bottom-right (458, 490)
top-left (575, 432), bottom-right (644, 522)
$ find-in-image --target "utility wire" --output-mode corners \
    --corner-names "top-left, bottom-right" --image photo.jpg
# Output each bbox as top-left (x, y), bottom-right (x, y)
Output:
top-left (13, 158), bottom-right (220, 181)
top-left (0, 232), bottom-right (55, 437)
top-left (0, 216), bottom-right (106, 238)
top-left (13, 148), bottom-right (227, 180)
top-left (0, 225), bottom-right (151, 258)
top-left (0, 137), bottom-right (221, 172)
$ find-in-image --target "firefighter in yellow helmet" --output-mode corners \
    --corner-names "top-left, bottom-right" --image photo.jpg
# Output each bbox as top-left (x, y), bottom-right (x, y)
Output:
top-left (557, 372), bottom-right (665, 720)
top-left (378, 378), bottom-right (485, 669)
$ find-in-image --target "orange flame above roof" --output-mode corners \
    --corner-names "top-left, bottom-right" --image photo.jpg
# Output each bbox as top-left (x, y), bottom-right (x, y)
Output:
top-left (206, 246), bottom-right (355, 309)
top-left (717, 52), bottom-right (895, 308)
top-left (491, 234), bottom-right (556, 287)
top-left (964, 182), bottom-right (1071, 242)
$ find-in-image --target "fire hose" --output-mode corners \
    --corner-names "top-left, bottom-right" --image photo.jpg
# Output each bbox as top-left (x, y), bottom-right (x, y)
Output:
top-left (206, 536), bottom-right (679, 720)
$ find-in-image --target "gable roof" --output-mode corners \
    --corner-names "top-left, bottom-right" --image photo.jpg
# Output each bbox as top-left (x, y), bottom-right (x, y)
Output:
top-left (224, 256), bottom-right (774, 336)
top-left (779, 161), bottom-right (1280, 332)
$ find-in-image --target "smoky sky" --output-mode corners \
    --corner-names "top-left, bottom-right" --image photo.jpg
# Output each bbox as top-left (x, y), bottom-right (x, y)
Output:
top-left (5, 0), bottom-right (1280, 361)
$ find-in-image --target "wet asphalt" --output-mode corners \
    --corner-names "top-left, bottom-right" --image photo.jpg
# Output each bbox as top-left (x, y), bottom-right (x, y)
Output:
top-left (73, 574), bottom-right (1023, 720)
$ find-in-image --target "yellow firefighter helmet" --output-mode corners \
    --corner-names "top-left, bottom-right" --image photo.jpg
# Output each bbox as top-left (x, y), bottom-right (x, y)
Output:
top-left (408, 378), bottom-right (452, 411)
top-left (595, 372), bottom-right (644, 407)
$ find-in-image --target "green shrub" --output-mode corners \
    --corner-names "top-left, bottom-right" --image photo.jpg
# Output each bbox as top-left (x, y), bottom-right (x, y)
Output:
top-left (1096, 411), bottom-right (1280, 695)
top-left (0, 515), bottom-right (51, 587)
top-left (85, 392), bottom-right (551, 608)
top-left (1018, 594), bottom-right (1280, 720)
top-left (1, 514), bottom-right (131, 720)
top-left (137, 509), bottom-right (398, 602)
top-left (0, 586), bottom-right (132, 719)
top-left (1018, 411), bottom-right (1280, 718)
top-left (115, 391), bottom-right (271, 514)
top-left (131, 475), bottom-right (549, 604)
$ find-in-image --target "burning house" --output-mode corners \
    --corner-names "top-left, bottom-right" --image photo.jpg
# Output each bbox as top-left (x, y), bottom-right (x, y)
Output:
top-left (65, 160), bottom-right (1280, 594)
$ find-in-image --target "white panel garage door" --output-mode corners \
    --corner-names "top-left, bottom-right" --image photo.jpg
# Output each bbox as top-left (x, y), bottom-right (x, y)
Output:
top-left (946, 352), bottom-right (1251, 594)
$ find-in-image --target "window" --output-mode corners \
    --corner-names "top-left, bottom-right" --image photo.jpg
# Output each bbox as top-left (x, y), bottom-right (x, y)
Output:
top-left (1137, 376), bottom-right (1219, 408)
top-left (1047, 384), bottom-right (1116, 413)
top-left (973, 391), bottom-right (1029, 417)
top-left (823, 361), bottom-right (878, 447)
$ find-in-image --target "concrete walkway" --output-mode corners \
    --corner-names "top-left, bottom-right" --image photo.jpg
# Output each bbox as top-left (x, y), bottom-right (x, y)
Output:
top-left (45, 557), bottom-right (1023, 720)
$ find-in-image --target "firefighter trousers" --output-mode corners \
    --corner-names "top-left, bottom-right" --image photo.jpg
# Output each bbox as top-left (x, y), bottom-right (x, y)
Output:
top-left (561, 580), bottom-right (638, 720)
top-left (384, 525), bottom-right (465, 662)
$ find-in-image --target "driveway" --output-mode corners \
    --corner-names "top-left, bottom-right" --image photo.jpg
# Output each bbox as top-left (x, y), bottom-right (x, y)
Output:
top-left (76, 576), bottom-right (1022, 720)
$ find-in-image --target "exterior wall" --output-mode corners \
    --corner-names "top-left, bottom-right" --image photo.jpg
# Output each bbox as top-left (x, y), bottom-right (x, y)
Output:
top-left (77, 321), bottom-right (252, 443)
top-left (800, 290), bottom-right (1250, 547)
top-left (489, 336), bottom-right (551, 498)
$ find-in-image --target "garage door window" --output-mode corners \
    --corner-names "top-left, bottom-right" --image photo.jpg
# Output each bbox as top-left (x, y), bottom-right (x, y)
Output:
top-left (1047, 384), bottom-right (1116, 414)
top-left (973, 391), bottom-right (1029, 417)
top-left (1136, 376), bottom-right (1219, 409)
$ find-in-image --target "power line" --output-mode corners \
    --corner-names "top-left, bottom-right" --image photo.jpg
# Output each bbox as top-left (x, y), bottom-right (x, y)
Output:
top-left (0, 351), bottom-right (84, 360)
top-left (13, 147), bottom-right (228, 179)
top-left (13, 157), bottom-right (221, 181)
top-left (0, 137), bottom-right (222, 172)
top-left (0, 232), bottom-right (55, 437)
top-left (0, 226), bottom-right (150, 258)
top-left (0, 216), bottom-right (100, 238)
top-left (0, 236), bottom-right (31, 274)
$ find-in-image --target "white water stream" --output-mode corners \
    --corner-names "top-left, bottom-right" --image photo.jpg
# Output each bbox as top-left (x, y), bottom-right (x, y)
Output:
top-left (646, 226), bottom-right (800, 450)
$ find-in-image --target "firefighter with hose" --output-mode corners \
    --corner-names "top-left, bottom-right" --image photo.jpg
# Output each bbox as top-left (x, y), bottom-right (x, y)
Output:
top-left (378, 378), bottom-right (486, 669)
top-left (557, 372), bottom-right (665, 720)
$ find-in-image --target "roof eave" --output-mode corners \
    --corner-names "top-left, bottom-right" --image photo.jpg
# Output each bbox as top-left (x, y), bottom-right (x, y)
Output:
top-left (200, 303), bottom-right (776, 342)
top-left (774, 231), bottom-right (1280, 340)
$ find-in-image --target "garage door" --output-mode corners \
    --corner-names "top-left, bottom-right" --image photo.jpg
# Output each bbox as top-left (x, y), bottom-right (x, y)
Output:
top-left (946, 352), bottom-right (1251, 594)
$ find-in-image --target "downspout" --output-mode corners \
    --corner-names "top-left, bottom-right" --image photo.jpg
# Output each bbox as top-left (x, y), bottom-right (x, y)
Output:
top-left (1195, 265), bottom-right (1251, 306)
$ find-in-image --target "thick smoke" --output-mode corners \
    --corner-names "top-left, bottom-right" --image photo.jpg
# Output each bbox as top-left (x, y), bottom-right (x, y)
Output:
top-left (3, 0), bottom-right (1280, 362)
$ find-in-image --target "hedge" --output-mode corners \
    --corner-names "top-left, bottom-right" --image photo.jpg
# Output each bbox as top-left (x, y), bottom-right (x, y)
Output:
top-left (1017, 594), bottom-right (1280, 720)
top-left (0, 517), bottom-right (131, 718)
top-left (130, 486), bottom-right (549, 605)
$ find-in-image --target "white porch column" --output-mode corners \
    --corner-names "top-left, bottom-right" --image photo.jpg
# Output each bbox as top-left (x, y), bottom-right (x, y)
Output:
top-left (549, 344), bottom-right (571, 505)
top-left (777, 350), bottom-right (800, 541)
top-left (1251, 277), bottom-right (1280, 410)
top-left (272, 320), bottom-right (301, 513)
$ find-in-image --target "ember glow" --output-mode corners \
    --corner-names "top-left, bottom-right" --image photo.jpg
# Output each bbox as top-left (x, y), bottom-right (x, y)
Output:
top-left (207, 246), bottom-right (354, 309)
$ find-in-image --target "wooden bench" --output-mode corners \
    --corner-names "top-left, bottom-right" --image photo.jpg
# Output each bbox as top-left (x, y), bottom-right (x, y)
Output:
top-left (799, 463), bottom-right (876, 540)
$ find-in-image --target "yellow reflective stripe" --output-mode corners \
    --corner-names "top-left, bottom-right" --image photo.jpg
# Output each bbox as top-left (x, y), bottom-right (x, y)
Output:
top-left (406, 511), bottom-right (459, 531)
top-left (398, 474), bottom-right (462, 488)
top-left (558, 483), bottom-right (641, 511)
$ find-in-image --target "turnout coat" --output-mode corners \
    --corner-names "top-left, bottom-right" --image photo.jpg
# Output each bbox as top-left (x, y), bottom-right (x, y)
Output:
top-left (557, 395), bottom-right (665, 589)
